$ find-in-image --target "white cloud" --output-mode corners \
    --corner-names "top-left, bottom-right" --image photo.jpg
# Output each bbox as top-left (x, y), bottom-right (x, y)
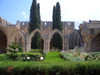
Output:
top-left (37, 0), bottom-right (100, 28)
top-left (22, 11), bottom-right (29, 19)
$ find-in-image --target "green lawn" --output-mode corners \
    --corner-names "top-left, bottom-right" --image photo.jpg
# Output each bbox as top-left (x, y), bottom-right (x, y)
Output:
top-left (0, 51), bottom-right (100, 75)
top-left (43, 51), bottom-right (64, 63)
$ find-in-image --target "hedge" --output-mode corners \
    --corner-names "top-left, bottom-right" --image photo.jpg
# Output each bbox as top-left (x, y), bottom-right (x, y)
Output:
top-left (0, 52), bottom-right (100, 75)
top-left (0, 61), bottom-right (100, 75)
top-left (0, 52), bottom-right (43, 61)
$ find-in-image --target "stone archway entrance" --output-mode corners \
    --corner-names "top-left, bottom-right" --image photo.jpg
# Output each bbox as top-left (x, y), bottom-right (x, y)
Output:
top-left (49, 29), bottom-right (64, 51)
top-left (90, 34), bottom-right (100, 52)
top-left (50, 33), bottom-right (63, 50)
top-left (30, 29), bottom-right (44, 51)
top-left (0, 30), bottom-right (7, 54)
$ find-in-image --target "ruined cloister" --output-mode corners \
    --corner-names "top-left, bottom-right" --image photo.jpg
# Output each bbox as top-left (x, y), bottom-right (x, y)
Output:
top-left (0, 17), bottom-right (82, 54)
top-left (79, 21), bottom-right (100, 52)
top-left (1, 17), bottom-right (100, 54)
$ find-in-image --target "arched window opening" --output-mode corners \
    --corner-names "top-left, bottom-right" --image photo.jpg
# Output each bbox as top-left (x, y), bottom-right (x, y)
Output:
top-left (31, 32), bottom-right (44, 51)
top-left (69, 31), bottom-right (82, 50)
top-left (50, 33), bottom-right (62, 51)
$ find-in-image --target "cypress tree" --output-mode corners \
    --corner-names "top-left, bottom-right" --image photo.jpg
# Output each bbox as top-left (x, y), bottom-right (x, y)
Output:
top-left (56, 2), bottom-right (62, 31)
top-left (37, 3), bottom-right (41, 24)
top-left (52, 2), bottom-right (62, 31)
top-left (52, 5), bottom-right (56, 29)
top-left (29, 0), bottom-right (41, 49)
top-left (29, 0), bottom-right (40, 33)
top-left (51, 2), bottom-right (62, 50)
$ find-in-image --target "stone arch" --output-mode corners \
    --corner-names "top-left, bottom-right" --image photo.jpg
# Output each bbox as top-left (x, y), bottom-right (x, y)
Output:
top-left (69, 29), bottom-right (82, 49)
top-left (49, 29), bottom-right (63, 40)
top-left (29, 29), bottom-right (44, 50)
top-left (30, 29), bottom-right (44, 41)
top-left (49, 29), bottom-right (64, 50)
top-left (10, 30), bottom-right (26, 52)
top-left (90, 33), bottom-right (100, 52)
top-left (0, 29), bottom-right (7, 54)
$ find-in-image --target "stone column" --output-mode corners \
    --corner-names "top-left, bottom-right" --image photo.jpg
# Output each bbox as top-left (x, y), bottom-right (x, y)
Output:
top-left (43, 35), bottom-right (49, 53)
top-left (25, 35), bottom-right (31, 52)
top-left (63, 35), bottom-right (69, 51)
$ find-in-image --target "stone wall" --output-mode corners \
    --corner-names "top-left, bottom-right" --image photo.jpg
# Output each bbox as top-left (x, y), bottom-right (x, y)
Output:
top-left (79, 20), bottom-right (100, 52)
top-left (0, 17), bottom-right (82, 53)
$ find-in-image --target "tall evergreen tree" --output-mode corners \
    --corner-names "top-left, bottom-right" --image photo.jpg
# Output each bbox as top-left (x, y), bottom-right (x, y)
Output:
top-left (56, 2), bottom-right (62, 31)
top-left (51, 2), bottom-right (62, 50)
top-left (37, 3), bottom-right (41, 24)
top-left (29, 0), bottom-right (40, 33)
top-left (52, 2), bottom-right (62, 31)
top-left (52, 5), bottom-right (56, 29)
top-left (29, 0), bottom-right (41, 49)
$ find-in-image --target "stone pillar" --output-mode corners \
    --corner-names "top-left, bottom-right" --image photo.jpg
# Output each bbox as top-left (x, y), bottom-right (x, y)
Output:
top-left (43, 35), bottom-right (49, 53)
top-left (63, 35), bottom-right (69, 51)
top-left (25, 34), bottom-right (32, 52)
top-left (24, 35), bottom-right (30, 52)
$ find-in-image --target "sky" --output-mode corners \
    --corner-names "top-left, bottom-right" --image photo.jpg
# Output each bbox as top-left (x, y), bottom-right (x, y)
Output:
top-left (0, 0), bottom-right (100, 29)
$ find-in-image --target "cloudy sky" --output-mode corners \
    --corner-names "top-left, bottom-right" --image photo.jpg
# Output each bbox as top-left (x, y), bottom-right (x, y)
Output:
top-left (0, 0), bottom-right (100, 29)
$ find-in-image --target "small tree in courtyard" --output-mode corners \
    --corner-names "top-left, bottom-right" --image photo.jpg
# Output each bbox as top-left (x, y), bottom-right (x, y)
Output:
top-left (7, 42), bottom-right (23, 60)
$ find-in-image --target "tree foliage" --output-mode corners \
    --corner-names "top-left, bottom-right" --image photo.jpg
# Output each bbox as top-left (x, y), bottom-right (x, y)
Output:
top-left (29, 0), bottom-right (40, 32)
top-left (52, 6), bottom-right (56, 30)
top-left (52, 2), bottom-right (62, 31)
top-left (52, 2), bottom-right (62, 50)
top-left (31, 32), bottom-right (41, 49)
top-left (56, 2), bottom-right (62, 31)
top-left (7, 42), bottom-right (22, 60)
top-left (29, 0), bottom-right (41, 49)
top-left (50, 33), bottom-right (62, 50)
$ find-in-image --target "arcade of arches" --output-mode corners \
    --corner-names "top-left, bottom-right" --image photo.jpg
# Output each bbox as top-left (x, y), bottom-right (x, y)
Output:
top-left (0, 26), bottom-right (82, 54)
top-left (2, 19), bottom-right (100, 53)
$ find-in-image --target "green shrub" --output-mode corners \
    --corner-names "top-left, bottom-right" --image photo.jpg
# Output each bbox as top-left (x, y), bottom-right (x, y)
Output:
top-left (0, 61), bottom-right (100, 75)
top-left (0, 52), bottom-right (100, 75)
top-left (21, 52), bottom-right (43, 61)
top-left (0, 52), bottom-right (43, 61)
top-left (7, 42), bottom-right (23, 60)
top-left (59, 52), bottom-right (89, 61)
top-left (85, 52), bottom-right (100, 61)
top-left (60, 52), bottom-right (100, 61)
top-left (0, 54), bottom-right (9, 61)
top-left (30, 49), bottom-right (43, 53)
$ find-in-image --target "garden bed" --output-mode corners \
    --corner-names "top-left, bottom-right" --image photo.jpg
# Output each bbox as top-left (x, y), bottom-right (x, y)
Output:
top-left (0, 52), bottom-right (100, 75)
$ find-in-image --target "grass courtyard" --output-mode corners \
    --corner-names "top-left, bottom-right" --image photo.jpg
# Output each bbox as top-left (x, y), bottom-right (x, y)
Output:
top-left (0, 50), bottom-right (100, 75)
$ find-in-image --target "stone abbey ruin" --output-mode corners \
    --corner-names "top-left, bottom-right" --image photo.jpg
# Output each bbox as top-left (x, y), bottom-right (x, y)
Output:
top-left (0, 17), bottom-right (100, 54)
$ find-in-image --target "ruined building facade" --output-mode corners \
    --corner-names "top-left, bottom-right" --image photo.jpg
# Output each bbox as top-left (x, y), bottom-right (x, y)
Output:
top-left (79, 21), bottom-right (100, 52)
top-left (0, 17), bottom-right (82, 54)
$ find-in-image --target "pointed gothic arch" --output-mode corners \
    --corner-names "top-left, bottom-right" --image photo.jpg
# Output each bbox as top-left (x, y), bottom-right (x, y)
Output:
top-left (10, 30), bottom-right (26, 52)
top-left (29, 29), bottom-right (44, 50)
top-left (49, 29), bottom-right (64, 50)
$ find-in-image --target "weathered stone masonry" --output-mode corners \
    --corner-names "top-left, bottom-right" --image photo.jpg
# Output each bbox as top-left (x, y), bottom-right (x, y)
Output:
top-left (79, 21), bottom-right (100, 52)
top-left (0, 17), bottom-right (82, 53)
